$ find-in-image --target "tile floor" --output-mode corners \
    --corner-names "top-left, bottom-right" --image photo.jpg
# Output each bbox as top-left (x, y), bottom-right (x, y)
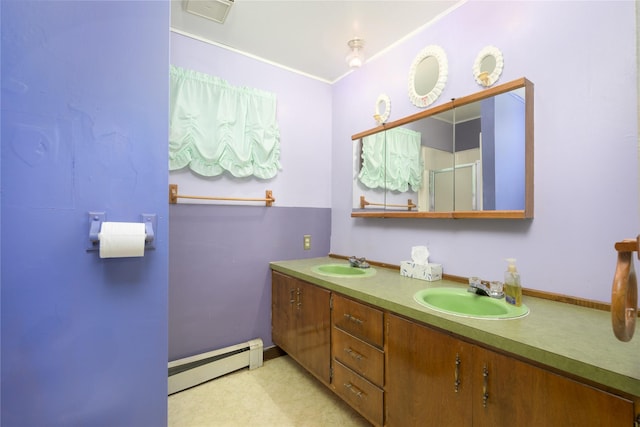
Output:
top-left (168, 355), bottom-right (372, 427)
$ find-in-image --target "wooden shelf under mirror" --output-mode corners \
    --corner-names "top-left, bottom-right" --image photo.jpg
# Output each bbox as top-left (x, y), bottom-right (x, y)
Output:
top-left (351, 77), bottom-right (534, 219)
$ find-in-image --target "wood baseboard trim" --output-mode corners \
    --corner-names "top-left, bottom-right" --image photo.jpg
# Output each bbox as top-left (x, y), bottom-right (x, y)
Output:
top-left (329, 253), bottom-right (612, 313)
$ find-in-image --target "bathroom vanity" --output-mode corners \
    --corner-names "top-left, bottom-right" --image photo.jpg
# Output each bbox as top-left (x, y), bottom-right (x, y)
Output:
top-left (271, 257), bottom-right (640, 427)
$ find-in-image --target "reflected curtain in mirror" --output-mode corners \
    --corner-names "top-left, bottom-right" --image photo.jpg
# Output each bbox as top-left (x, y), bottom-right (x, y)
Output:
top-left (358, 127), bottom-right (423, 192)
top-left (169, 65), bottom-right (281, 178)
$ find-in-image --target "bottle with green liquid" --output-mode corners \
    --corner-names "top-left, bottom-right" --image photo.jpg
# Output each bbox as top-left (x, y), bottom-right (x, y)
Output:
top-left (504, 258), bottom-right (522, 306)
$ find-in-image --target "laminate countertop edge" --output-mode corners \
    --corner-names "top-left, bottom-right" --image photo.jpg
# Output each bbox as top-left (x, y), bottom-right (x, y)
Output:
top-left (270, 256), bottom-right (640, 398)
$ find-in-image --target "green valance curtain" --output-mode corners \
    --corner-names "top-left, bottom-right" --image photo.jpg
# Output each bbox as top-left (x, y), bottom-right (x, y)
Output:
top-left (358, 127), bottom-right (423, 192)
top-left (169, 65), bottom-right (281, 179)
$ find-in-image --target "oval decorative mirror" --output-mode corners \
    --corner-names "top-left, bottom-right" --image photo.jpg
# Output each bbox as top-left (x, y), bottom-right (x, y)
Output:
top-left (473, 45), bottom-right (504, 87)
top-left (408, 45), bottom-right (448, 108)
top-left (374, 94), bottom-right (391, 124)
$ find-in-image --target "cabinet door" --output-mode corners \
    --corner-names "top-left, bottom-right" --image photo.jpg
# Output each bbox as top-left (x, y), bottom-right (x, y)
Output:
top-left (296, 280), bottom-right (331, 385)
top-left (271, 271), bottom-right (297, 355)
top-left (473, 346), bottom-right (635, 427)
top-left (386, 314), bottom-right (472, 427)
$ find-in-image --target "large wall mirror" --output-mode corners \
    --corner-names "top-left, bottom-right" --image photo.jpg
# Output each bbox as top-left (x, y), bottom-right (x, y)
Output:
top-left (352, 77), bottom-right (534, 219)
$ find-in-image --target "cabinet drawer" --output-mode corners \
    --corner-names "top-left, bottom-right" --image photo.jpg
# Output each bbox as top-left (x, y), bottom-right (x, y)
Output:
top-left (332, 295), bottom-right (383, 347)
top-left (333, 327), bottom-right (384, 387)
top-left (332, 360), bottom-right (384, 427)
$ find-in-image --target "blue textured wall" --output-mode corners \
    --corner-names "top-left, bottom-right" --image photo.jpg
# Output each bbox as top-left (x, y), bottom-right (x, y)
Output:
top-left (1, 1), bottom-right (169, 425)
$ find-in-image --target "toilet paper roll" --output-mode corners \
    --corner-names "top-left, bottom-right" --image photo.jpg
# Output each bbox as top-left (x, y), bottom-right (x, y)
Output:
top-left (98, 222), bottom-right (146, 259)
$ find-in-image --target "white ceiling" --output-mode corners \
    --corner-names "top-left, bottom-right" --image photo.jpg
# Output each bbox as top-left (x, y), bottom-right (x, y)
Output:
top-left (170, 0), bottom-right (465, 83)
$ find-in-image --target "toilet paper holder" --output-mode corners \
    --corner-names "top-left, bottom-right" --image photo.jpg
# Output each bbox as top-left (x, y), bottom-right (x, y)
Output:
top-left (87, 212), bottom-right (156, 252)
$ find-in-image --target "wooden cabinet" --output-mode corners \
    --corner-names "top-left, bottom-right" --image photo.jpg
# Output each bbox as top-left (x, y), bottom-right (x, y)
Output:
top-left (385, 313), bottom-right (472, 427)
top-left (473, 346), bottom-right (635, 427)
top-left (331, 295), bottom-right (385, 426)
top-left (271, 271), bottom-right (331, 385)
top-left (271, 270), bottom-right (638, 427)
top-left (386, 313), bottom-right (636, 427)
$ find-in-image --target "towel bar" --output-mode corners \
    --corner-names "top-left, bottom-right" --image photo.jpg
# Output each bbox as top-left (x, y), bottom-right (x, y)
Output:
top-left (169, 184), bottom-right (275, 207)
top-left (360, 195), bottom-right (415, 211)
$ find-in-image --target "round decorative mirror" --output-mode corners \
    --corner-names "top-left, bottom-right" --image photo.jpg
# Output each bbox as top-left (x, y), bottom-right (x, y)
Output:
top-left (473, 46), bottom-right (504, 87)
top-left (408, 45), bottom-right (448, 108)
top-left (374, 94), bottom-right (391, 124)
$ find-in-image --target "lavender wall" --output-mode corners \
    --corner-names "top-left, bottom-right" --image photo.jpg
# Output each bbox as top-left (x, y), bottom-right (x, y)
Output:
top-left (331, 1), bottom-right (638, 303)
top-left (170, 33), bottom-right (333, 209)
top-left (2, 2), bottom-right (169, 425)
top-left (169, 205), bottom-right (330, 360)
top-left (169, 33), bottom-right (333, 359)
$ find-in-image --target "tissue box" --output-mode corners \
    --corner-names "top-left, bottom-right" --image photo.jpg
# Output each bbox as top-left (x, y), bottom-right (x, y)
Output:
top-left (400, 261), bottom-right (442, 281)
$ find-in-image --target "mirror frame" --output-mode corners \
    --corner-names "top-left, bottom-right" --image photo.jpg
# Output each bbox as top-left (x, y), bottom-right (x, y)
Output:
top-left (408, 45), bottom-right (448, 108)
top-left (473, 46), bottom-right (504, 87)
top-left (374, 93), bottom-right (391, 125)
top-left (352, 77), bottom-right (534, 219)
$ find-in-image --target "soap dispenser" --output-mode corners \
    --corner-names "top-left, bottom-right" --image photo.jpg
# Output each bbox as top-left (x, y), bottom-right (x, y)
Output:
top-left (504, 258), bottom-right (522, 306)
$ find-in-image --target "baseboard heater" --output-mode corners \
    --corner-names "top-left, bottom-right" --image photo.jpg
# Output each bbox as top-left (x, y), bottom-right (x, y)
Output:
top-left (168, 338), bottom-right (263, 395)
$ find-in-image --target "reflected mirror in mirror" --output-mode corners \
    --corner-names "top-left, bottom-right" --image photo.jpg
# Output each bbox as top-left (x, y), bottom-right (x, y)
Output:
top-left (352, 77), bottom-right (533, 219)
top-left (452, 89), bottom-right (526, 212)
top-left (408, 45), bottom-right (448, 108)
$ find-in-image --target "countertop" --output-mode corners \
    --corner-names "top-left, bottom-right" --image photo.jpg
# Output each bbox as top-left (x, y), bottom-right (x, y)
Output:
top-left (270, 256), bottom-right (640, 397)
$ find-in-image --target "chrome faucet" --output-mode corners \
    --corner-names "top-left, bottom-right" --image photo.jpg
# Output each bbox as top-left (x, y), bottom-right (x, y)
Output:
top-left (349, 256), bottom-right (370, 269)
top-left (468, 279), bottom-right (503, 299)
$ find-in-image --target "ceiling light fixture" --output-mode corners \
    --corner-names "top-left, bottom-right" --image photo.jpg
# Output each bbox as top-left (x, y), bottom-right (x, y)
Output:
top-left (346, 38), bottom-right (365, 69)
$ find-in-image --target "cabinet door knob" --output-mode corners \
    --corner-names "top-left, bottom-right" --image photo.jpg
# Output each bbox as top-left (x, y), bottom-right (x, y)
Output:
top-left (454, 353), bottom-right (461, 393)
top-left (344, 347), bottom-right (364, 361)
top-left (343, 382), bottom-right (364, 399)
top-left (482, 365), bottom-right (489, 408)
top-left (343, 313), bottom-right (364, 325)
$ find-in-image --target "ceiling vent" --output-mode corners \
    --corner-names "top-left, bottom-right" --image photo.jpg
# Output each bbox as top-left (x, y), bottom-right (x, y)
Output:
top-left (185, 0), bottom-right (234, 24)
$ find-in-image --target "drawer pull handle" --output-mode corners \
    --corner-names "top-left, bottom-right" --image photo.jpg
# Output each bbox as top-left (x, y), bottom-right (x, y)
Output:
top-left (344, 347), bottom-right (364, 361)
top-left (343, 313), bottom-right (364, 325)
top-left (296, 289), bottom-right (302, 309)
top-left (343, 382), bottom-right (364, 399)
top-left (289, 289), bottom-right (295, 304)
top-left (482, 365), bottom-right (489, 408)
top-left (454, 353), bottom-right (461, 393)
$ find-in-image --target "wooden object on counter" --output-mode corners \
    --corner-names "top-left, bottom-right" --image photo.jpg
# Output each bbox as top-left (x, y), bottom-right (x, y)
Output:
top-left (612, 236), bottom-right (640, 342)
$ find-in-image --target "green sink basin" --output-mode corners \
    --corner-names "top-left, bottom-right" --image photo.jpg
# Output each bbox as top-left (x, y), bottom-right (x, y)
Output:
top-left (311, 263), bottom-right (376, 278)
top-left (414, 287), bottom-right (529, 320)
